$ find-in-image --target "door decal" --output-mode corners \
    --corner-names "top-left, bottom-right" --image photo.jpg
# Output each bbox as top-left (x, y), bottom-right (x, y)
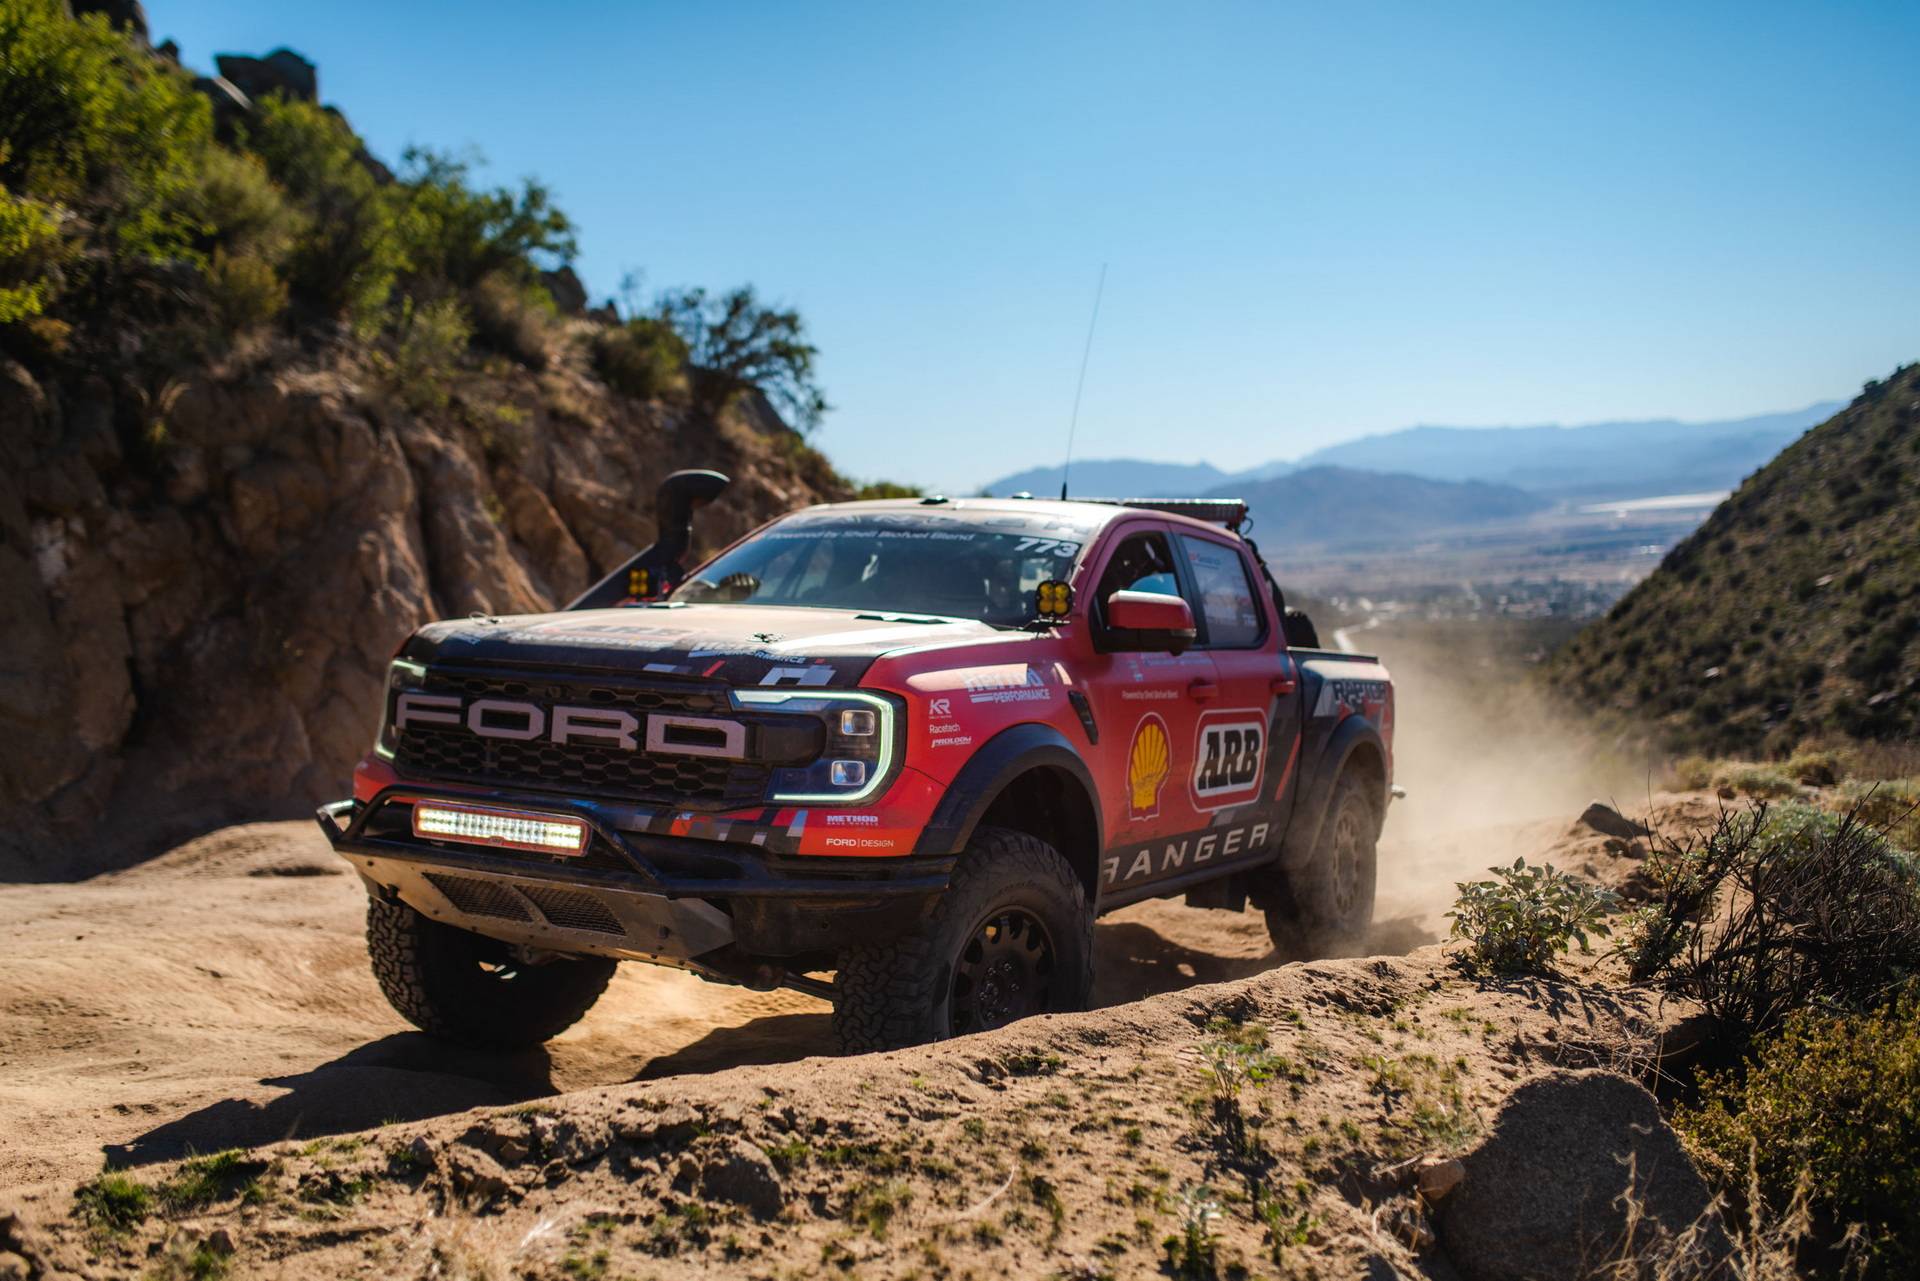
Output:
top-left (1126, 714), bottom-right (1171, 820)
top-left (1192, 709), bottom-right (1266, 811)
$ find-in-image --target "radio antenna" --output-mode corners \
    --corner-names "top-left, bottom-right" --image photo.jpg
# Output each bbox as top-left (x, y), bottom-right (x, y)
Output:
top-left (1059, 262), bottom-right (1107, 500)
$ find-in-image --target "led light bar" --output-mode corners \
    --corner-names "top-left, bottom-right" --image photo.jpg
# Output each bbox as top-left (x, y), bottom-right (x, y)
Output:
top-left (412, 801), bottom-right (589, 857)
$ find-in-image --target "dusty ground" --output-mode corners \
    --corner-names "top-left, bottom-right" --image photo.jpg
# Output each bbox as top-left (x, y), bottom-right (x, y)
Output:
top-left (0, 791), bottom-right (1721, 1279)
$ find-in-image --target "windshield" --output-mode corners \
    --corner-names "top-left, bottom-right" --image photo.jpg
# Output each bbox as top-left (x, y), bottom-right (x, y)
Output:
top-left (670, 510), bottom-right (1092, 627)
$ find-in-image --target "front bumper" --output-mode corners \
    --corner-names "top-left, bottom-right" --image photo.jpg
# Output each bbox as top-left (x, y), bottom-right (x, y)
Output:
top-left (317, 786), bottom-right (954, 965)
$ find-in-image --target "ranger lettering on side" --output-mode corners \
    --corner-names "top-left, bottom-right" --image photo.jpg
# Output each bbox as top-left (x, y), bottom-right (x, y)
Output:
top-left (318, 472), bottom-right (1396, 1051)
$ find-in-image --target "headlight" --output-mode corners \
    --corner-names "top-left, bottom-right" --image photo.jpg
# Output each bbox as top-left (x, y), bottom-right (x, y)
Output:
top-left (373, 657), bottom-right (428, 759)
top-left (731, 688), bottom-right (899, 804)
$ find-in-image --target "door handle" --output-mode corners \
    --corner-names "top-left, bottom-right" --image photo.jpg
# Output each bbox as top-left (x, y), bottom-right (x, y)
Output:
top-left (1271, 674), bottom-right (1297, 695)
top-left (1188, 678), bottom-right (1219, 702)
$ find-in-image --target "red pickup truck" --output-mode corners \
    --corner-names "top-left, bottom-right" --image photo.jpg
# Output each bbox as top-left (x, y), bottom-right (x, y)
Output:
top-left (319, 476), bottom-right (1395, 1051)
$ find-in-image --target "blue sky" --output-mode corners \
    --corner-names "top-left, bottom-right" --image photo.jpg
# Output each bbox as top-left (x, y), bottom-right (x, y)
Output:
top-left (162, 2), bottom-right (1918, 491)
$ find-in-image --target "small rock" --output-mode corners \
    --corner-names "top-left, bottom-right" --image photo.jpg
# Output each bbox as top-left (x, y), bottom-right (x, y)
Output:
top-left (496, 1138), bottom-right (529, 1164)
top-left (1578, 801), bottom-right (1647, 840)
top-left (444, 1147), bottom-right (515, 1204)
top-left (1415, 1157), bottom-right (1464, 1201)
top-left (407, 1136), bottom-right (436, 1168)
top-left (1717, 785), bottom-right (1737, 800)
top-left (612, 1102), bottom-right (700, 1146)
top-left (699, 1139), bottom-right (784, 1219)
top-left (203, 1227), bottom-right (236, 1257)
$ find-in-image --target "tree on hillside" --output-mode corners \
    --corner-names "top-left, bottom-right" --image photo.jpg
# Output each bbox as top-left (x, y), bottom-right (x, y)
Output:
top-left (655, 285), bottom-right (829, 432)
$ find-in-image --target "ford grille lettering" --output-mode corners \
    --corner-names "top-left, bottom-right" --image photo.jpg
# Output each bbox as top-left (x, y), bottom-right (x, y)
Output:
top-left (395, 692), bottom-right (743, 759)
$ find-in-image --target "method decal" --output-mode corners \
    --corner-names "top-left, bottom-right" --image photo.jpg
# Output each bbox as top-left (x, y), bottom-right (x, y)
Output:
top-left (1126, 713), bottom-right (1171, 821)
top-left (1192, 709), bottom-right (1265, 810)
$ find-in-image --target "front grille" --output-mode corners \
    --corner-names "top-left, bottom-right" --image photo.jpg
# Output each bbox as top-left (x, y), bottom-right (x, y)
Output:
top-left (393, 669), bottom-right (774, 807)
top-left (519, 885), bottom-right (625, 935)
top-left (425, 872), bottom-right (532, 921)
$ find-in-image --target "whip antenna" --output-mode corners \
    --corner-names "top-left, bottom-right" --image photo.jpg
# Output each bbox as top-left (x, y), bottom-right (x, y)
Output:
top-left (1059, 262), bottom-right (1107, 500)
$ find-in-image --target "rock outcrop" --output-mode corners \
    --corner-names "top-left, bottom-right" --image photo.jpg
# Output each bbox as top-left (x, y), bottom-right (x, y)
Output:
top-left (0, 338), bottom-right (845, 875)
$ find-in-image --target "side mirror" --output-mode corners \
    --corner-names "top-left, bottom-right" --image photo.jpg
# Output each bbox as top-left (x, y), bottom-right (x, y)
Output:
top-left (1105, 590), bottom-right (1197, 654)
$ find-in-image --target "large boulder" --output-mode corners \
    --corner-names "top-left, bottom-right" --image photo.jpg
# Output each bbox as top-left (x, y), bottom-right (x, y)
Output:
top-left (1438, 1071), bottom-right (1728, 1281)
top-left (214, 48), bottom-right (317, 103)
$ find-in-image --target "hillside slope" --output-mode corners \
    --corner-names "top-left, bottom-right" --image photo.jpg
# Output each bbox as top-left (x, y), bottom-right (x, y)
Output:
top-left (1209, 465), bottom-right (1549, 547)
top-left (0, 6), bottom-right (848, 873)
top-left (1549, 365), bottom-right (1918, 753)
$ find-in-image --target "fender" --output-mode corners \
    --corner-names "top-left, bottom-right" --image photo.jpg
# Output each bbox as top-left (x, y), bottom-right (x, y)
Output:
top-left (1275, 713), bottom-right (1388, 873)
top-left (912, 723), bottom-right (1102, 857)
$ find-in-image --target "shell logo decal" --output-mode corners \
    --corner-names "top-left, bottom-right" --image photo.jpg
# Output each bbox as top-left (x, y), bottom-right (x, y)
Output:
top-left (1127, 713), bottom-right (1171, 820)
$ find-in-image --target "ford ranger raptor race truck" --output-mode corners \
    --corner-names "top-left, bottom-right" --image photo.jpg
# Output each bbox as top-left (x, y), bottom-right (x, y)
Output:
top-left (318, 472), bottom-right (1395, 1052)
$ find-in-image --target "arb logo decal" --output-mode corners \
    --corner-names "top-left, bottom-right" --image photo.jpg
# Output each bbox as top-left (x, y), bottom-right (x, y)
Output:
top-left (1126, 714), bottom-right (1171, 820)
top-left (1193, 710), bottom-right (1264, 809)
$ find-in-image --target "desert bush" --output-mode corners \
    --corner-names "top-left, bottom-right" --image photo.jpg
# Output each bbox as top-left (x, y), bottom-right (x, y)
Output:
top-left (0, 0), bottom-right (213, 262)
top-left (191, 146), bottom-right (302, 265)
top-left (655, 284), bottom-right (828, 431)
top-left (1715, 763), bottom-right (1798, 799)
top-left (1671, 755), bottom-right (1716, 791)
top-left (1624, 802), bottom-right (1920, 1044)
top-left (0, 182), bottom-right (64, 322)
top-left (853, 480), bottom-right (922, 500)
top-left (394, 147), bottom-right (574, 294)
top-left (1833, 778), bottom-right (1920, 853)
top-left (1783, 748), bottom-right (1841, 787)
top-left (381, 296), bottom-right (471, 412)
top-left (202, 249), bottom-right (287, 335)
top-left (594, 316), bottom-right (689, 401)
top-left (1674, 990), bottom-right (1920, 1279)
top-left (242, 97), bottom-right (404, 329)
top-left (1448, 859), bottom-right (1617, 975)
top-left (465, 270), bottom-right (554, 368)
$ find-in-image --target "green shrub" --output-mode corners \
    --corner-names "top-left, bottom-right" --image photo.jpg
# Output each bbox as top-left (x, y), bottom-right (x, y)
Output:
top-left (1670, 754), bottom-right (1715, 791)
top-left (594, 316), bottom-right (688, 401)
top-left (381, 296), bottom-right (471, 412)
top-left (191, 145), bottom-right (303, 264)
top-left (655, 284), bottom-right (828, 431)
top-left (1784, 748), bottom-right (1842, 786)
top-left (0, 0), bottom-right (213, 262)
top-left (242, 97), bottom-right (404, 329)
top-left (0, 182), bottom-right (63, 322)
top-left (853, 480), bottom-right (921, 500)
top-left (202, 248), bottom-right (287, 335)
top-left (394, 147), bottom-right (575, 293)
top-left (466, 270), bottom-right (554, 368)
top-left (1836, 778), bottom-right (1920, 853)
top-left (1675, 990), bottom-right (1920, 1278)
top-left (1447, 859), bottom-right (1617, 975)
top-left (74, 1170), bottom-right (151, 1233)
top-left (1715, 762), bottom-right (1798, 798)
top-left (1625, 802), bottom-right (1920, 1043)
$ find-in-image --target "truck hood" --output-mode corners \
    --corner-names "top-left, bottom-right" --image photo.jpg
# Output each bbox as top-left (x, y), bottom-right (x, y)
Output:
top-left (404, 603), bottom-right (1004, 687)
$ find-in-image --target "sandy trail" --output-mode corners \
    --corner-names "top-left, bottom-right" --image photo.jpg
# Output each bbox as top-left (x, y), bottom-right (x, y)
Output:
top-left (0, 818), bottom-right (1469, 1199)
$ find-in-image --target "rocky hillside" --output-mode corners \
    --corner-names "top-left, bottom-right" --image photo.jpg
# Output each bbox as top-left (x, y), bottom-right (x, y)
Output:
top-left (1550, 364), bottom-right (1919, 754)
top-left (0, 3), bottom-right (849, 873)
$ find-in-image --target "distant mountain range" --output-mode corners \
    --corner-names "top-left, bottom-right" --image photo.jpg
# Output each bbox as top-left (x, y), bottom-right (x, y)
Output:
top-left (1226, 466), bottom-right (1549, 547)
top-left (981, 403), bottom-right (1841, 503)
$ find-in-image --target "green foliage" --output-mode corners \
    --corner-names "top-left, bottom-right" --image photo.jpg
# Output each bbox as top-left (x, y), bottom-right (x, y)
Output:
top-left (380, 296), bottom-right (472, 412)
top-left (0, 0), bottom-right (213, 262)
top-left (595, 315), bottom-right (689, 400)
top-left (1675, 989), bottom-right (1920, 1278)
top-left (656, 285), bottom-right (829, 431)
top-left (74, 1171), bottom-right (151, 1233)
top-left (243, 96), bottom-right (405, 328)
top-left (1447, 858), bottom-right (1617, 974)
top-left (1836, 777), bottom-right (1920, 853)
top-left (190, 146), bottom-right (303, 265)
top-left (1162, 1184), bottom-right (1221, 1279)
top-left (202, 248), bottom-right (287, 334)
top-left (394, 147), bottom-right (575, 293)
top-left (0, 181), bottom-right (62, 321)
top-left (465, 270), bottom-right (555, 367)
top-left (1197, 1017), bottom-right (1280, 1099)
top-left (1623, 802), bottom-right (1920, 1044)
top-left (853, 479), bottom-right (922, 500)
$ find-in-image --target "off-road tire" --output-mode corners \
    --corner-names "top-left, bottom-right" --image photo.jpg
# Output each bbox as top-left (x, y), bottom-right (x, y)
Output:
top-left (1264, 772), bottom-right (1379, 960)
top-left (832, 826), bottom-right (1093, 1053)
top-left (366, 897), bottom-right (617, 1047)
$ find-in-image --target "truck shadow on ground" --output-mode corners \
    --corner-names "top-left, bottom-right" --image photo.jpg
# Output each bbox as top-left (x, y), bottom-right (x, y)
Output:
top-left (107, 912), bottom-right (1440, 1168)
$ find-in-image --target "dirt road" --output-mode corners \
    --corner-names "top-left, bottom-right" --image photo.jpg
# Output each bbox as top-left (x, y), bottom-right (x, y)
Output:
top-left (4, 819), bottom-right (1457, 1198)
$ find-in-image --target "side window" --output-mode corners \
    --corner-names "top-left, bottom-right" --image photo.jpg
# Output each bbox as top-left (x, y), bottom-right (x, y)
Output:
top-left (1178, 535), bottom-right (1266, 648)
top-left (1094, 531), bottom-right (1182, 621)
